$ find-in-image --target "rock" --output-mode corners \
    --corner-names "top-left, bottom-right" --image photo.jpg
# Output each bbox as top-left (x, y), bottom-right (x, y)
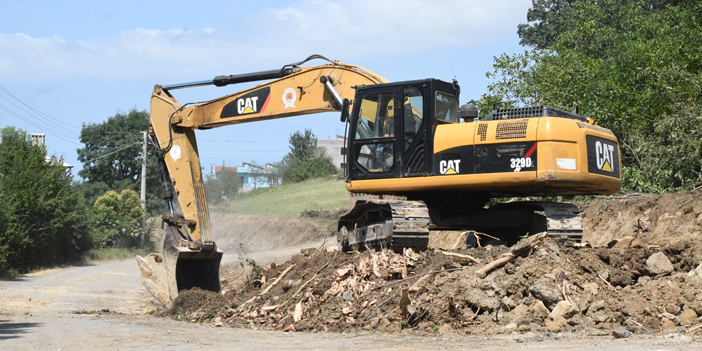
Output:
top-left (568, 314), bottom-right (593, 327)
top-left (550, 301), bottom-right (578, 320)
top-left (582, 282), bottom-right (599, 295)
top-left (646, 252), bottom-right (674, 275)
top-left (660, 317), bottom-right (676, 331)
top-left (438, 323), bottom-right (454, 335)
top-left (589, 299), bottom-right (606, 313)
top-left (679, 309), bottom-right (698, 326)
top-left (501, 296), bottom-right (517, 310)
top-left (377, 317), bottom-right (395, 332)
top-left (530, 300), bottom-right (550, 320)
top-left (665, 304), bottom-right (681, 315)
top-left (529, 277), bottom-right (563, 309)
top-left (341, 290), bottom-right (356, 302)
top-left (591, 310), bottom-right (609, 323)
top-left (517, 324), bottom-right (531, 332)
top-left (546, 316), bottom-right (567, 332)
top-left (661, 312), bottom-right (680, 325)
top-left (688, 264), bottom-right (702, 278)
top-left (417, 321), bottom-right (435, 330)
top-left (504, 323), bottom-right (518, 333)
top-left (612, 327), bottom-right (632, 338)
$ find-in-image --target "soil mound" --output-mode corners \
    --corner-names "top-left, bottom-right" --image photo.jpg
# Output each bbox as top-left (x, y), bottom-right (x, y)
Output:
top-left (581, 190), bottom-right (702, 247)
top-left (169, 191), bottom-right (702, 336)
top-left (172, 235), bottom-right (702, 335)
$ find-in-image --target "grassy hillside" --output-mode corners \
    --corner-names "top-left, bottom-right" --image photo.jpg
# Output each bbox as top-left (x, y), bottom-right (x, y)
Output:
top-left (226, 177), bottom-right (351, 217)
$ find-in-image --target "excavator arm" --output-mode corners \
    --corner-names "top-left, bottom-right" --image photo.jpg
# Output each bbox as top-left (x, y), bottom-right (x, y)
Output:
top-left (137, 56), bottom-right (387, 307)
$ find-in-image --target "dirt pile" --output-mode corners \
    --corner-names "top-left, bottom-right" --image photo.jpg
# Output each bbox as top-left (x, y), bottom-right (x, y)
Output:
top-left (581, 190), bottom-right (702, 247)
top-left (171, 234), bottom-right (702, 336)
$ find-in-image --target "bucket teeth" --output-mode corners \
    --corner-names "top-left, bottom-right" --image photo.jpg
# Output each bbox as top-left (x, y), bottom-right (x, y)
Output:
top-left (136, 254), bottom-right (178, 308)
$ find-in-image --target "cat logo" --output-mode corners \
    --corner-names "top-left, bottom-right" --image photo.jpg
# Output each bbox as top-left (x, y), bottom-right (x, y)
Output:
top-left (439, 159), bottom-right (461, 175)
top-left (586, 135), bottom-right (619, 178)
top-left (220, 87), bottom-right (271, 119)
top-left (237, 96), bottom-right (260, 115)
top-left (595, 141), bottom-right (614, 172)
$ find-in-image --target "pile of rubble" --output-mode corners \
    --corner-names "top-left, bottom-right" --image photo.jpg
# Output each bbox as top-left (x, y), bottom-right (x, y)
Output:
top-left (168, 233), bottom-right (702, 336)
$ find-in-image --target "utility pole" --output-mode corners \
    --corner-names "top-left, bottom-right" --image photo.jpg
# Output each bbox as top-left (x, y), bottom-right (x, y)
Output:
top-left (140, 131), bottom-right (147, 244)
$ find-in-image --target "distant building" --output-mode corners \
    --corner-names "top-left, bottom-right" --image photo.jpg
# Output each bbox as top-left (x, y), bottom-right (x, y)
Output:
top-left (238, 162), bottom-right (282, 192)
top-left (317, 135), bottom-right (347, 170)
top-left (210, 165), bottom-right (238, 179)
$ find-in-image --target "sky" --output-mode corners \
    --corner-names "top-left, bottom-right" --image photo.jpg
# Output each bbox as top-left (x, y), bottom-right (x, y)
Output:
top-left (0, 0), bottom-right (533, 178)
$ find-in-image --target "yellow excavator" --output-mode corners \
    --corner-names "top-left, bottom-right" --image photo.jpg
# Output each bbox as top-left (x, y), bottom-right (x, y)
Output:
top-left (137, 55), bottom-right (621, 307)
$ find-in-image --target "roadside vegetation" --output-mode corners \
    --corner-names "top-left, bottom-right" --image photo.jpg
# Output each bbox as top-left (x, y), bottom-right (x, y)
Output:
top-left (225, 177), bottom-right (349, 218)
top-left (478, 0), bottom-right (702, 193)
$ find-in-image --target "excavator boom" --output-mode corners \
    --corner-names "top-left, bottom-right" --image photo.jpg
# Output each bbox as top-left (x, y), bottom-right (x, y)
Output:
top-left (137, 55), bottom-right (387, 307)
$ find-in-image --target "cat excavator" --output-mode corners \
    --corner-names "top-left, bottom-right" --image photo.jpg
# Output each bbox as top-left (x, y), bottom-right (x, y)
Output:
top-left (137, 55), bottom-right (621, 307)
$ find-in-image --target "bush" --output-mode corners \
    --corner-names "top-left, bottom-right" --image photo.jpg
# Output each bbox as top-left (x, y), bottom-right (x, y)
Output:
top-left (89, 189), bottom-right (144, 248)
top-left (0, 127), bottom-right (91, 274)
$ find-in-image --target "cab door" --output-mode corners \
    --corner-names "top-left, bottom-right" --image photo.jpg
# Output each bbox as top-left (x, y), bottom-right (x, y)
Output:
top-left (400, 85), bottom-right (428, 176)
top-left (348, 87), bottom-right (402, 179)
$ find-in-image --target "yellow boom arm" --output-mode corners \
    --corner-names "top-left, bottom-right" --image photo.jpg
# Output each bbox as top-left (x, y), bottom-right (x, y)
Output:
top-left (139, 57), bottom-right (386, 307)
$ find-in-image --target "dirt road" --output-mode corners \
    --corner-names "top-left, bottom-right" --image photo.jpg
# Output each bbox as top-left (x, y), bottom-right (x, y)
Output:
top-left (0, 240), bottom-right (698, 350)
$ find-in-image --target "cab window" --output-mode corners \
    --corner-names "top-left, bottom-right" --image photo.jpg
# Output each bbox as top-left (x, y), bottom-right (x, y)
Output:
top-left (435, 92), bottom-right (458, 123)
top-left (355, 91), bottom-right (395, 139)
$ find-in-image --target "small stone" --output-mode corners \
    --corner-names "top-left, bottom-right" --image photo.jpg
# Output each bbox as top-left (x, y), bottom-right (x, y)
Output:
top-left (418, 321), bottom-right (435, 330)
top-left (646, 252), bottom-right (674, 275)
top-left (547, 316), bottom-right (567, 332)
top-left (377, 317), bottom-right (393, 332)
top-left (660, 317), bottom-right (676, 331)
top-left (529, 277), bottom-right (563, 309)
top-left (504, 323), bottom-right (518, 333)
top-left (688, 264), bottom-right (702, 278)
top-left (342, 289), bottom-right (356, 302)
top-left (589, 300), bottom-right (606, 313)
top-left (530, 300), bottom-right (550, 319)
top-left (661, 312), bottom-right (680, 325)
top-left (582, 282), bottom-right (599, 295)
top-left (550, 301), bottom-right (578, 320)
top-left (502, 296), bottom-right (517, 310)
top-left (665, 304), bottom-right (681, 315)
top-left (679, 309), bottom-right (698, 326)
top-left (612, 327), bottom-right (632, 338)
top-left (517, 324), bottom-right (531, 332)
top-left (438, 323), bottom-right (454, 335)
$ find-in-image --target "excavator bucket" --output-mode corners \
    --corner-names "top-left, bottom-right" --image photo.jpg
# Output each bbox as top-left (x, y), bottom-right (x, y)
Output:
top-left (137, 244), bottom-right (222, 308)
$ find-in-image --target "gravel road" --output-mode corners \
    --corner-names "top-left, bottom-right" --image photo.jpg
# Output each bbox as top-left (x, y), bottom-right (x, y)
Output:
top-left (0, 241), bottom-right (698, 350)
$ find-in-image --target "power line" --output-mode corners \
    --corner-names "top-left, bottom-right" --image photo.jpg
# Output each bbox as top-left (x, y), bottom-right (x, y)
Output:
top-left (0, 84), bottom-right (81, 131)
top-left (0, 102), bottom-right (81, 145)
top-left (199, 149), bottom-right (287, 152)
top-left (82, 141), bottom-right (142, 163)
top-left (198, 139), bottom-right (288, 143)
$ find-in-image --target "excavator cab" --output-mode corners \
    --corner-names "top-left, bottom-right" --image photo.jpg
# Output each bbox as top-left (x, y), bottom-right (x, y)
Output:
top-left (346, 79), bottom-right (457, 180)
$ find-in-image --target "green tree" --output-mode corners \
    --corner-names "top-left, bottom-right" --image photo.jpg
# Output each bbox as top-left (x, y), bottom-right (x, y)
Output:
top-left (89, 189), bottom-right (144, 248)
top-left (76, 108), bottom-right (162, 214)
top-left (517, 0), bottom-right (582, 49)
top-left (0, 127), bottom-right (91, 274)
top-left (204, 166), bottom-right (242, 204)
top-left (491, 0), bottom-right (702, 192)
top-left (278, 129), bottom-right (336, 183)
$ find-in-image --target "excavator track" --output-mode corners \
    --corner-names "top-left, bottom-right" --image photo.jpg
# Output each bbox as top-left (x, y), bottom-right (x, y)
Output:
top-left (337, 200), bottom-right (583, 252)
top-left (337, 200), bottom-right (430, 252)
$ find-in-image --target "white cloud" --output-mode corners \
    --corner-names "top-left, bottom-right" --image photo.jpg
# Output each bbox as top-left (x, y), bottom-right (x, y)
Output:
top-left (0, 0), bottom-right (530, 83)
